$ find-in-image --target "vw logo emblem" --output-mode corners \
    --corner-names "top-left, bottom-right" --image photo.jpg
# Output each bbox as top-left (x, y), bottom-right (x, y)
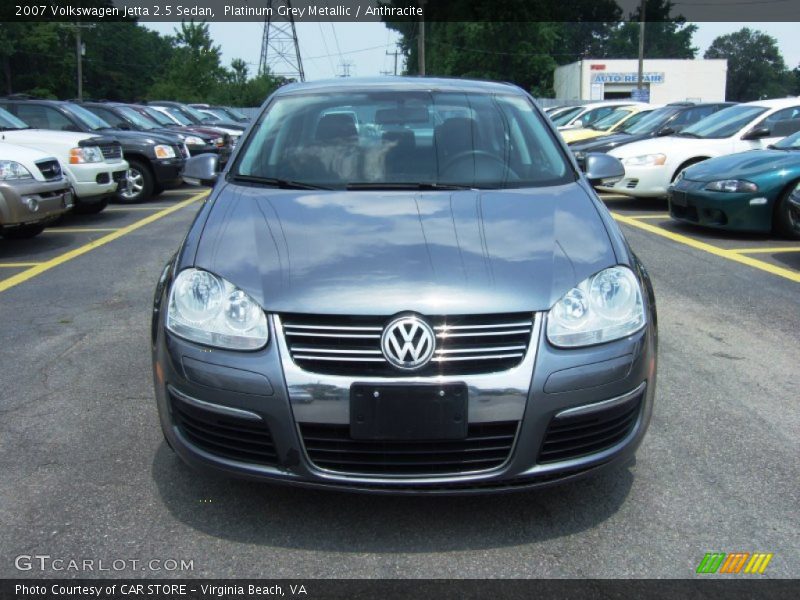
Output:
top-left (381, 315), bottom-right (436, 370)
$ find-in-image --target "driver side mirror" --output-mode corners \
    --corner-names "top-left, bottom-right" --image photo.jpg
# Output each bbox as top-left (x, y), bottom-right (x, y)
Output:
top-left (582, 153), bottom-right (625, 186)
top-left (656, 126), bottom-right (674, 136)
top-left (183, 153), bottom-right (219, 186)
top-left (742, 126), bottom-right (771, 140)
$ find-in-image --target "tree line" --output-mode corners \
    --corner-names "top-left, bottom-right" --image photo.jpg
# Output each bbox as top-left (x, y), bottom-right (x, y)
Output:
top-left (0, 20), bottom-right (284, 106)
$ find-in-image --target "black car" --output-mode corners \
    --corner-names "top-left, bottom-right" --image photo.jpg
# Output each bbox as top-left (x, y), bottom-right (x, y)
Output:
top-left (569, 102), bottom-right (736, 160)
top-left (148, 101), bottom-right (246, 135)
top-left (0, 98), bottom-right (186, 203)
top-left (153, 77), bottom-right (657, 494)
top-left (80, 102), bottom-right (222, 159)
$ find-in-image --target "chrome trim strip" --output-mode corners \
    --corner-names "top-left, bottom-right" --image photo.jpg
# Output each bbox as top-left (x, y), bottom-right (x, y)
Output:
top-left (291, 347), bottom-right (383, 355)
top-left (167, 385), bottom-right (263, 422)
top-left (285, 331), bottom-right (381, 339)
top-left (435, 345), bottom-right (526, 354)
top-left (275, 313), bottom-right (541, 425)
top-left (555, 381), bottom-right (647, 419)
top-left (284, 324), bottom-right (383, 331)
top-left (437, 328), bottom-right (531, 338)
top-left (294, 355), bottom-right (386, 362)
top-left (432, 353), bottom-right (524, 362)
top-left (434, 321), bottom-right (532, 331)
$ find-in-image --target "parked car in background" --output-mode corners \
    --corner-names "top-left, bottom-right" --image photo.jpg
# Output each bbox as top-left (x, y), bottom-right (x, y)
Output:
top-left (552, 100), bottom-right (643, 131)
top-left (561, 104), bottom-right (660, 144)
top-left (81, 102), bottom-right (223, 160)
top-left (545, 105), bottom-right (584, 122)
top-left (600, 99), bottom-right (800, 198)
top-left (189, 104), bottom-right (250, 124)
top-left (0, 98), bottom-right (185, 203)
top-left (124, 105), bottom-right (233, 164)
top-left (669, 127), bottom-right (800, 239)
top-left (0, 107), bottom-right (125, 214)
top-left (0, 142), bottom-right (73, 238)
top-left (154, 77), bottom-right (657, 493)
top-left (570, 102), bottom-right (735, 162)
top-left (148, 101), bottom-right (245, 144)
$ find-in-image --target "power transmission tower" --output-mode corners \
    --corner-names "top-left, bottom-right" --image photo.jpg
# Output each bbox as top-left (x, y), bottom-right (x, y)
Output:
top-left (259, 0), bottom-right (305, 81)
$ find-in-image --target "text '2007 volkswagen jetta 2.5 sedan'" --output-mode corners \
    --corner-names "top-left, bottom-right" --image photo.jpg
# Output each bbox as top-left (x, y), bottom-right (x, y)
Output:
top-left (152, 78), bottom-right (657, 494)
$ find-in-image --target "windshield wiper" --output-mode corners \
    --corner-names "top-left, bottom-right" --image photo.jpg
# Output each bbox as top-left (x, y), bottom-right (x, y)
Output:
top-left (346, 182), bottom-right (474, 191)
top-left (230, 174), bottom-right (332, 190)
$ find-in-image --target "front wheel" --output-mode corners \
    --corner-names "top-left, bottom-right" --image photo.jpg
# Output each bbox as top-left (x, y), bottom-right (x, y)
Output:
top-left (773, 186), bottom-right (800, 240)
top-left (1, 224), bottom-right (46, 239)
top-left (115, 159), bottom-right (154, 204)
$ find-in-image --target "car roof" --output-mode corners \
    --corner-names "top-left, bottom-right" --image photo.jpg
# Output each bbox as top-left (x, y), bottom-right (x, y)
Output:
top-left (743, 97), bottom-right (800, 109)
top-left (273, 76), bottom-right (525, 96)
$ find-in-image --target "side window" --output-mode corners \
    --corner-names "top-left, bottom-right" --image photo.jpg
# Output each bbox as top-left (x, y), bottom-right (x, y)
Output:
top-left (581, 107), bottom-right (614, 126)
top-left (757, 106), bottom-right (800, 134)
top-left (89, 107), bottom-right (124, 127)
top-left (16, 105), bottom-right (75, 131)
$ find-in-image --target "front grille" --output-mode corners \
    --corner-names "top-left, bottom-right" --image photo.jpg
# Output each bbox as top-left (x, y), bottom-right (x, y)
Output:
top-left (281, 313), bottom-right (534, 376)
top-left (538, 391), bottom-right (643, 464)
top-left (170, 393), bottom-right (278, 466)
top-left (99, 143), bottom-right (122, 160)
top-left (35, 159), bottom-right (61, 181)
top-left (300, 421), bottom-right (518, 476)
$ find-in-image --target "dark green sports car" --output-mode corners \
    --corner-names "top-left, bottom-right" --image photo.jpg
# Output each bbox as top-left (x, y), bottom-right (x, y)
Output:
top-left (668, 130), bottom-right (800, 239)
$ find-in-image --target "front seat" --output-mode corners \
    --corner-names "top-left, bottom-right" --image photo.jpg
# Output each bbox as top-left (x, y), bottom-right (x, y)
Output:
top-left (315, 113), bottom-right (358, 142)
top-left (433, 117), bottom-right (481, 164)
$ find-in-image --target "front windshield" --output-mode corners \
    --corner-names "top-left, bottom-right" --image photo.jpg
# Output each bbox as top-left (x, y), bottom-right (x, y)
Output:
top-left (223, 107), bottom-right (247, 121)
top-left (680, 105), bottom-right (768, 139)
top-left (162, 107), bottom-right (192, 126)
top-left (551, 106), bottom-right (583, 126)
top-left (620, 107), bottom-right (674, 134)
top-left (590, 108), bottom-right (635, 131)
top-left (181, 104), bottom-right (215, 123)
top-left (66, 103), bottom-right (110, 130)
top-left (0, 107), bottom-right (29, 129)
top-left (117, 106), bottom-right (159, 130)
top-left (140, 106), bottom-right (175, 126)
top-left (774, 130), bottom-right (800, 150)
top-left (203, 108), bottom-right (229, 122)
top-left (234, 90), bottom-right (572, 190)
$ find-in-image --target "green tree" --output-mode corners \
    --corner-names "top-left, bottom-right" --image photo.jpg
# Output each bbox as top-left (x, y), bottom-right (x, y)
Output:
top-left (0, 22), bottom-right (71, 97)
top-left (148, 21), bottom-right (226, 102)
top-left (603, 0), bottom-right (697, 59)
top-left (704, 28), bottom-right (792, 101)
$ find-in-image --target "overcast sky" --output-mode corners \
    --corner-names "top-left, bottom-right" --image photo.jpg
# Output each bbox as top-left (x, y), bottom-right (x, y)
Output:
top-left (143, 21), bottom-right (800, 82)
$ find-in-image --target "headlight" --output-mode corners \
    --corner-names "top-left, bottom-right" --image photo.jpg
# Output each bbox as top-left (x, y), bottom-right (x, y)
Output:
top-left (69, 146), bottom-right (104, 164)
top-left (704, 179), bottom-right (758, 193)
top-left (0, 160), bottom-right (34, 181)
top-left (166, 268), bottom-right (269, 350)
top-left (622, 153), bottom-right (666, 167)
top-left (547, 266), bottom-right (646, 348)
top-left (184, 135), bottom-right (205, 145)
top-left (154, 144), bottom-right (176, 159)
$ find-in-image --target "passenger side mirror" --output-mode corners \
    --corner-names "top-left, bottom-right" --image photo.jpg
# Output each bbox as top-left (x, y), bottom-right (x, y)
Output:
top-left (742, 126), bottom-right (771, 140)
top-left (656, 126), bottom-right (674, 136)
top-left (183, 153), bottom-right (219, 186)
top-left (582, 153), bottom-right (624, 186)
top-left (117, 122), bottom-right (131, 130)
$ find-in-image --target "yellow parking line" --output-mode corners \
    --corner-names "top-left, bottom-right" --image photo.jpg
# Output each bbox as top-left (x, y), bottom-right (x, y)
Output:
top-left (728, 247), bottom-right (800, 254)
top-left (0, 191), bottom-right (207, 294)
top-left (0, 262), bottom-right (42, 267)
top-left (105, 206), bottom-right (176, 211)
top-left (612, 212), bottom-right (800, 283)
top-left (627, 214), bottom-right (670, 220)
top-left (43, 227), bottom-right (120, 233)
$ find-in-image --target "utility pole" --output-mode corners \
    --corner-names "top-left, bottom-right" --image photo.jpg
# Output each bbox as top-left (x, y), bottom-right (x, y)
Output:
top-left (637, 0), bottom-right (646, 94)
top-left (386, 48), bottom-right (400, 76)
top-left (338, 61), bottom-right (353, 77)
top-left (63, 22), bottom-right (94, 101)
top-left (418, 1), bottom-right (426, 75)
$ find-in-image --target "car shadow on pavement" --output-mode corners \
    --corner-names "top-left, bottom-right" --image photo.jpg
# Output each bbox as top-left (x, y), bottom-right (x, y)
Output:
top-left (151, 443), bottom-right (634, 553)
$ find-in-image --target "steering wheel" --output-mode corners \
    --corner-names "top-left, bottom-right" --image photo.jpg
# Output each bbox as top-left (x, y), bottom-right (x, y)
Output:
top-left (440, 150), bottom-right (520, 181)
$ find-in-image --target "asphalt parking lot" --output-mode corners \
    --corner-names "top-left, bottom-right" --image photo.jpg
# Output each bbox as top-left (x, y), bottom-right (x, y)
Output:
top-left (0, 188), bottom-right (797, 578)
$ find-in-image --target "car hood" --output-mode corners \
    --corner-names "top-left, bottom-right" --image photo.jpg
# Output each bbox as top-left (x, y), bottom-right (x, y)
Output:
top-left (683, 149), bottom-right (800, 182)
top-left (570, 132), bottom-right (647, 153)
top-left (192, 183), bottom-right (617, 315)
top-left (99, 128), bottom-right (181, 145)
top-left (0, 128), bottom-right (97, 146)
top-left (0, 140), bottom-right (53, 162)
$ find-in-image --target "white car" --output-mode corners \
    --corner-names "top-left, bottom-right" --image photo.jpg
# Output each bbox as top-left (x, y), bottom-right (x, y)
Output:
top-left (0, 142), bottom-right (73, 238)
top-left (552, 100), bottom-right (645, 131)
top-left (600, 98), bottom-right (800, 198)
top-left (0, 107), bottom-right (128, 213)
top-left (149, 106), bottom-right (242, 144)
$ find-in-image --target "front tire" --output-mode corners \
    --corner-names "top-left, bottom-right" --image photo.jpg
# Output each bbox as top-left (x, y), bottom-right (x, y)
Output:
top-left (774, 186), bottom-right (800, 240)
top-left (1, 224), bottom-right (46, 239)
top-left (115, 159), bottom-right (154, 204)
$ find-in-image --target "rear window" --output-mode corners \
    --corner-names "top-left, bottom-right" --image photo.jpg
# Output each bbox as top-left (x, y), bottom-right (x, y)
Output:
top-left (234, 90), bottom-right (573, 190)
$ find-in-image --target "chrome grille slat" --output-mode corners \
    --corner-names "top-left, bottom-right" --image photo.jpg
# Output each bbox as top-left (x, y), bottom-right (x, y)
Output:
top-left (281, 312), bottom-right (535, 376)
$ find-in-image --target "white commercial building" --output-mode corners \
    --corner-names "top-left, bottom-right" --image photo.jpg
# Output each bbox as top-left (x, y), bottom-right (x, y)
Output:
top-left (554, 59), bottom-right (727, 104)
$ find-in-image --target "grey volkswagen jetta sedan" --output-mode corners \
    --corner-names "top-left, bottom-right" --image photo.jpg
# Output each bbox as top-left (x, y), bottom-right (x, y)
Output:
top-left (152, 78), bottom-right (657, 493)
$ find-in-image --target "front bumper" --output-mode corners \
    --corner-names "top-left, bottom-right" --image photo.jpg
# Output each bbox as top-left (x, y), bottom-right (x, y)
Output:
top-left (152, 157), bottom-right (186, 187)
top-left (153, 306), bottom-right (657, 494)
top-left (65, 159), bottom-right (129, 201)
top-left (0, 178), bottom-right (73, 227)
top-left (597, 164), bottom-right (672, 198)
top-left (667, 179), bottom-right (774, 233)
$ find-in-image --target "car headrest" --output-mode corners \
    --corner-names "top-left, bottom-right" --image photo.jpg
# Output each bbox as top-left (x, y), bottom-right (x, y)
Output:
top-left (315, 113), bottom-right (357, 142)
